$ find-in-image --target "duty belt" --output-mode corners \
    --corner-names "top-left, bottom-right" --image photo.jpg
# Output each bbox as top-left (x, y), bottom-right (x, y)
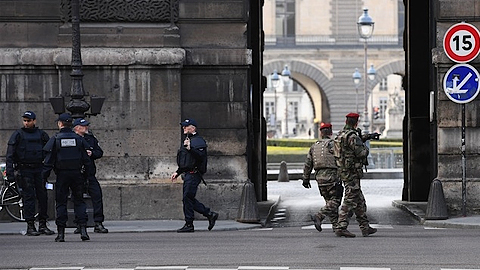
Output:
top-left (185, 170), bottom-right (207, 186)
top-left (17, 163), bottom-right (42, 169)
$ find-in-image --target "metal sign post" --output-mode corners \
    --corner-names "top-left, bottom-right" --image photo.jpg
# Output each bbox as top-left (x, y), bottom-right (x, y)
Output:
top-left (443, 63), bottom-right (480, 216)
top-left (461, 104), bottom-right (466, 216)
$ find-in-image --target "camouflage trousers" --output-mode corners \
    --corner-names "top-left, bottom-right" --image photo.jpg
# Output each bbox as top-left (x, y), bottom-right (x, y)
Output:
top-left (315, 169), bottom-right (342, 230)
top-left (337, 173), bottom-right (370, 231)
top-left (316, 182), bottom-right (342, 230)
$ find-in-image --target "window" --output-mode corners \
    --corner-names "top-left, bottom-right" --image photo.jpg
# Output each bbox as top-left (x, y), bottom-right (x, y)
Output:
top-left (265, 101), bottom-right (276, 126)
top-left (290, 101), bottom-right (299, 123)
top-left (380, 78), bottom-right (387, 91)
top-left (276, 0), bottom-right (295, 44)
top-left (379, 97), bottom-right (388, 119)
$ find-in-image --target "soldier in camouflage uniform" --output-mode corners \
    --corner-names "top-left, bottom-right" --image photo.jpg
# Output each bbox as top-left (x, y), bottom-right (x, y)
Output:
top-left (302, 122), bottom-right (343, 233)
top-left (333, 113), bottom-right (377, 238)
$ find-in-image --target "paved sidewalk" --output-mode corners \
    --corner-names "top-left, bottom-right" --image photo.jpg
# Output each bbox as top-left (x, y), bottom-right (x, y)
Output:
top-left (2, 196), bottom-right (480, 235)
top-left (0, 219), bottom-right (265, 235)
top-left (0, 200), bottom-right (277, 235)
top-left (392, 200), bottom-right (480, 229)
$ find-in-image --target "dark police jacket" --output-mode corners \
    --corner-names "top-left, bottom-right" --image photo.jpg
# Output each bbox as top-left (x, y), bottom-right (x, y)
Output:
top-left (83, 132), bottom-right (103, 178)
top-left (42, 128), bottom-right (91, 180)
top-left (6, 127), bottom-right (49, 178)
top-left (176, 133), bottom-right (208, 175)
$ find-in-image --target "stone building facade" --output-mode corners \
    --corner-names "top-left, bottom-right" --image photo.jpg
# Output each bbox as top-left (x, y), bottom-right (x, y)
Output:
top-left (432, 0), bottom-right (480, 215)
top-left (0, 0), bottom-right (264, 220)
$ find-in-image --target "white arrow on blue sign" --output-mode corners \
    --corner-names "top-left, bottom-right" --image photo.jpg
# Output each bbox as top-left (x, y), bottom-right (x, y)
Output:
top-left (443, 64), bottom-right (480, 104)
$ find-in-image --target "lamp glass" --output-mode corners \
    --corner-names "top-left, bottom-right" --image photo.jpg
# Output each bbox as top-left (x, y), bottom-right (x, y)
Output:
top-left (353, 68), bottom-right (361, 85)
top-left (281, 65), bottom-right (291, 85)
top-left (271, 70), bottom-right (280, 88)
top-left (357, 8), bottom-right (374, 39)
top-left (367, 64), bottom-right (376, 81)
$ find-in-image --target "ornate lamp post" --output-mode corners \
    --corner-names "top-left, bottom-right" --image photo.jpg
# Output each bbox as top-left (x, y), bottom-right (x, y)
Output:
top-left (352, 68), bottom-right (361, 114)
top-left (49, 0), bottom-right (104, 118)
top-left (357, 8), bottom-right (375, 133)
top-left (271, 70), bottom-right (281, 130)
top-left (281, 65), bottom-right (291, 137)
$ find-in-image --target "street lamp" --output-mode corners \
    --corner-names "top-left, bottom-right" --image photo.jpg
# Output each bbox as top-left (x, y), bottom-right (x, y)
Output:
top-left (49, 0), bottom-right (105, 118)
top-left (271, 70), bottom-right (280, 129)
top-left (352, 68), bottom-right (361, 114)
top-left (357, 7), bottom-right (374, 133)
top-left (281, 65), bottom-right (291, 137)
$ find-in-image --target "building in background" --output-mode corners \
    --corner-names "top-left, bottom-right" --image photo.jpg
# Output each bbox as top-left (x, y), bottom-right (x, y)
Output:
top-left (263, 0), bottom-right (405, 138)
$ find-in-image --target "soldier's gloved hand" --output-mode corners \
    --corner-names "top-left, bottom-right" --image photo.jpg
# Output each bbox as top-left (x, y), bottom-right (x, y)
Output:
top-left (302, 178), bottom-right (311, 189)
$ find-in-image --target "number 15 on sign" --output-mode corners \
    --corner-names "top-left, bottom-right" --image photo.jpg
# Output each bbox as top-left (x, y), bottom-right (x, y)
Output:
top-left (444, 22), bottom-right (480, 63)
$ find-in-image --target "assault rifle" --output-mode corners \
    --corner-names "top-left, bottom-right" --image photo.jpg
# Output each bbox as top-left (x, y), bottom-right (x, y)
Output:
top-left (362, 132), bottom-right (381, 142)
top-left (356, 128), bottom-right (380, 142)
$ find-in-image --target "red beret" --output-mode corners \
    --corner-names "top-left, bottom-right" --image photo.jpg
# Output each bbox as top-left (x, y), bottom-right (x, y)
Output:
top-left (346, 112), bottom-right (360, 119)
top-left (320, 122), bottom-right (332, 129)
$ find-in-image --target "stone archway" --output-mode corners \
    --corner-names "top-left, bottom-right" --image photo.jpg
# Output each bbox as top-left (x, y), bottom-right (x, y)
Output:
top-left (264, 60), bottom-right (333, 123)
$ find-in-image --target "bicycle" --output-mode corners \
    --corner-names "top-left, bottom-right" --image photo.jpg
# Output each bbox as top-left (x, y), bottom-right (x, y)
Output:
top-left (0, 163), bottom-right (26, 221)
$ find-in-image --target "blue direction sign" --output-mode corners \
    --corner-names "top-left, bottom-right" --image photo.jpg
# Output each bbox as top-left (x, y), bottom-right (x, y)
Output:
top-left (443, 64), bottom-right (480, 104)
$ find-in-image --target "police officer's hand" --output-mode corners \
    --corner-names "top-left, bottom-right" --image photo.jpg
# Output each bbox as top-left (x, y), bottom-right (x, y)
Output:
top-left (183, 137), bottom-right (191, 150)
top-left (302, 178), bottom-right (311, 189)
top-left (171, 172), bottom-right (179, 182)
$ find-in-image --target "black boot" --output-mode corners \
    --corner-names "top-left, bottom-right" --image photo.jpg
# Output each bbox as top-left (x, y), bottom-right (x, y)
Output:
top-left (312, 213), bottom-right (325, 232)
top-left (94, 222), bottom-right (109, 233)
top-left (177, 223), bottom-right (194, 233)
top-left (73, 224), bottom-right (81, 234)
top-left (26, 221), bottom-right (40, 236)
top-left (55, 227), bottom-right (65, 242)
top-left (207, 211), bottom-right (219, 231)
top-left (79, 225), bottom-right (90, 241)
top-left (38, 220), bottom-right (55, 235)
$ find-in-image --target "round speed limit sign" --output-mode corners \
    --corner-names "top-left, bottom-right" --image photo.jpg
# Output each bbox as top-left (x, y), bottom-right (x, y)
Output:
top-left (444, 22), bottom-right (480, 63)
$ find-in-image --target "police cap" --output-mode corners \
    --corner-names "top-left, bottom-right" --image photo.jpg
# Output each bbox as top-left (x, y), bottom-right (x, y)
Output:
top-left (22, 111), bottom-right (36, 120)
top-left (73, 118), bottom-right (90, 127)
top-left (57, 113), bottom-right (73, 123)
top-left (180, 118), bottom-right (197, 127)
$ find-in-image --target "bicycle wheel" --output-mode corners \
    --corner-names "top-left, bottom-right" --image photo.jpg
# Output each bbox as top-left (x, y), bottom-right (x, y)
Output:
top-left (1, 184), bottom-right (25, 222)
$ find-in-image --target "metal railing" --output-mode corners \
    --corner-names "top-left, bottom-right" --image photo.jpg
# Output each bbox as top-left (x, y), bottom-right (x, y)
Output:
top-left (265, 35), bottom-right (403, 48)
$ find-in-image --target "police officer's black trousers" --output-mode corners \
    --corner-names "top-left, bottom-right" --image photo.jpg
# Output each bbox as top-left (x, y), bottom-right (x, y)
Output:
top-left (55, 170), bottom-right (87, 227)
top-left (17, 168), bottom-right (49, 222)
top-left (182, 172), bottom-right (210, 223)
top-left (73, 175), bottom-right (104, 223)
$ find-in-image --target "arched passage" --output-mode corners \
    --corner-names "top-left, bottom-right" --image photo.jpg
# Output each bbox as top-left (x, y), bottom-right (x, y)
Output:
top-left (264, 60), bottom-right (333, 124)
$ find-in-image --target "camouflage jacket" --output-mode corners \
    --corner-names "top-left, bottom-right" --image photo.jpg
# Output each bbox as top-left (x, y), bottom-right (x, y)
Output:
top-left (333, 125), bottom-right (369, 179)
top-left (303, 137), bottom-right (338, 185)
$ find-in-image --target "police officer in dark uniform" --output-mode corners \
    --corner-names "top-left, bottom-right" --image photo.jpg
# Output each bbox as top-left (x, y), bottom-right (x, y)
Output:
top-left (6, 111), bottom-right (54, 236)
top-left (73, 118), bottom-right (108, 233)
top-left (42, 113), bottom-right (91, 242)
top-left (171, 119), bottom-right (218, 233)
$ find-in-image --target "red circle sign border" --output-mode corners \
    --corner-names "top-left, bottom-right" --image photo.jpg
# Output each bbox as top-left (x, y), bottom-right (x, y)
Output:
top-left (443, 22), bottom-right (480, 63)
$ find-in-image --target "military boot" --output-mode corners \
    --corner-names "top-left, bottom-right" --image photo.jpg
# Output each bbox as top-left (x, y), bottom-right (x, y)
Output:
top-left (55, 227), bottom-right (65, 242)
top-left (38, 220), bottom-right (55, 235)
top-left (177, 223), bottom-right (194, 233)
top-left (94, 222), bottom-right (109, 233)
top-left (207, 212), bottom-right (219, 231)
top-left (312, 213), bottom-right (325, 232)
top-left (26, 221), bottom-right (40, 236)
top-left (335, 229), bottom-right (356, 238)
top-left (362, 226), bottom-right (377, 237)
top-left (79, 225), bottom-right (90, 241)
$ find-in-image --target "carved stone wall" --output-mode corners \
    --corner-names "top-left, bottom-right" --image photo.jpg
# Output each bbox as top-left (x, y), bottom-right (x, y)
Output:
top-left (60, 0), bottom-right (179, 23)
top-left (0, 0), bottom-right (254, 221)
